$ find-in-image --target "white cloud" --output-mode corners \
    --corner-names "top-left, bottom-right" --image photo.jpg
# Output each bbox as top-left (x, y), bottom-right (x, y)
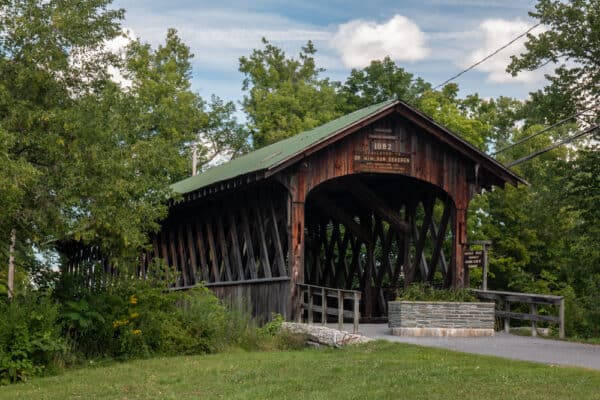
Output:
top-left (105, 28), bottom-right (135, 89)
top-left (330, 15), bottom-right (429, 68)
top-left (464, 19), bottom-right (546, 83)
top-left (121, 9), bottom-right (331, 71)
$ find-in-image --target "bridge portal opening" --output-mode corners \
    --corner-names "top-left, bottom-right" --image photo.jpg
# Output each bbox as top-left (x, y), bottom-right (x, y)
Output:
top-left (304, 174), bottom-right (455, 321)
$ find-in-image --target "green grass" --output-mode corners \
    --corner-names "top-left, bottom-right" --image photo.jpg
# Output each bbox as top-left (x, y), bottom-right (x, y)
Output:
top-left (2, 341), bottom-right (600, 400)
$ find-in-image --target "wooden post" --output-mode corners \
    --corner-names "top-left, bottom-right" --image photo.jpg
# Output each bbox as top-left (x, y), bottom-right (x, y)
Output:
top-left (338, 290), bottom-right (344, 331)
top-left (451, 207), bottom-right (467, 288)
top-left (504, 301), bottom-right (510, 333)
top-left (321, 287), bottom-right (326, 326)
top-left (289, 171), bottom-right (306, 321)
top-left (482, 243), bottom-right (489, 290)
top-left (559, 298), bottom-right (565, 339)
top-left (531, 303), bottom-right (537, 337)
top-left (7, 228), bottom-right (16, 300)
top-left (353, 292), bottom-right (360, 334)
top-left (308, 286), bottom-right (313, 324)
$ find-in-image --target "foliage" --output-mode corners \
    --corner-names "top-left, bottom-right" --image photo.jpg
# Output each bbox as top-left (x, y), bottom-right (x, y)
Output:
top-left (3, 341), bottom-right (600, 399)
top-left (239, 38), bottom-right (339, 148)
top-left (196, 95), bottom-right (250, 167)
top-left (0, 0), bottom-right (249, 284)
top-left (55, 278), bottom-right (246, 360)
top-left (397, 283), bottom-right (478, 302)
top-left (0, 294), bottom-right (66, 385)
top-left (337, 56), bottom-right (430, 113)
top-left (507, 0), bottom-right (600, 121)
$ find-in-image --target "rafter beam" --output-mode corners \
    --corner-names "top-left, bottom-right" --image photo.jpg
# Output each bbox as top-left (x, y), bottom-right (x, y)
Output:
top-left (311, 193), bottom-right (372, 245)
top-left (342, 178), bottom-right (409, 233)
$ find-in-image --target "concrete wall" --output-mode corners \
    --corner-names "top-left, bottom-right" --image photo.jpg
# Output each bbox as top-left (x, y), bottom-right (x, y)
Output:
top-left (388, 301), bottom-right (495, 337)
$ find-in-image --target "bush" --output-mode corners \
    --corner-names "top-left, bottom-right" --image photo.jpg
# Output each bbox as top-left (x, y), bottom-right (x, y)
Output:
top-left (397, 283), bottom-right (479, 302)
top-left (57, 277), bottom-right (249, 360)
top-left (0, 293), bottom-right (66, 385)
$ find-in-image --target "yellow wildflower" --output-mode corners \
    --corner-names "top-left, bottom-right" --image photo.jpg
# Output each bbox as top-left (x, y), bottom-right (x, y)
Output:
top-left (132, 329), bottom-right (142, 335)
top-left (129, 295), bottom-right (138, 305)
top-left (112, 319), bottom-right (129, 328)
top-left (130, 312), bottom-right (139, 319)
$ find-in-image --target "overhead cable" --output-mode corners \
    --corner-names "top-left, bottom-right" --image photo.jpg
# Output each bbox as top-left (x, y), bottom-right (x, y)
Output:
top-left (432, 23), bottom-right (542, 90)
top-left (506, 124), bottom-right (599, 167)
top-left (492, 104), bottom-right (599, 155)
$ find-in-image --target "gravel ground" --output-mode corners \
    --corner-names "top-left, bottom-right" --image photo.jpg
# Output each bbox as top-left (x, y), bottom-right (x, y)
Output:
top-left (357, 323), bottom-right (600, 370)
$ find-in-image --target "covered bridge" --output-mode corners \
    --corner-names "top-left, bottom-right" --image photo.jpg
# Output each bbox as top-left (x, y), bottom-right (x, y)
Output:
top-left (136, 99), bottom-right (523, 321)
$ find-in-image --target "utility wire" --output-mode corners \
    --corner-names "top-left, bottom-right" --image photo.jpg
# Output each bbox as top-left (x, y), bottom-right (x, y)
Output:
top-left (492, 104), bottom-right (599, 155)
top-left (432, 22), bottom-right (542, 90)
top-left (506, 124), bottom-right (599, 167)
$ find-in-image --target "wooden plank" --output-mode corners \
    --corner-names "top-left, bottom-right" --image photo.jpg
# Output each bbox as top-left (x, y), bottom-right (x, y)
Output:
top-left (184, 223), bottom-right (199, 282)
top-left (338, 290), bottom-right (344, 331)
top-left (428, 197), bottom-right (451, 280)
top-left (194, 219), bottom-right (210, 282)
top-left (205, 217), bottom-right (221, 282)
top-left (299, 304), bottom-right (355, 318)
top-left (311, 193), bottom-right (372, 244)
top-left (240, 207), bottom-right (258, 280)
top-left (177, 225), bottom-right (190, 286)
top-left (253, 200), bottom-right (272, 278)
top-left (342, 178), bottom-right (409, 233)
top-left (496, 310), bottom-right (560, 324)
top-left (413, 197), bottom-right (434, 281)
top-left (228, 210), bottom-right (245, 280)
top-left (473, 290), bottom-right (563, 305)
top-left (160, 229), bottom-right (170, 282)
top-left (168, 226), bottom-right (180, 285)
top-left (267, 195), bottom-right (287, 277)
top-left (216, 213), bottom-right (233, 281)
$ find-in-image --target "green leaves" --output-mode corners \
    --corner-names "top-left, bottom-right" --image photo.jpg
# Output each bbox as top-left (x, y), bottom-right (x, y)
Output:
top-left (337, 56), bottom-right (430, 113)
top-left (239, 38), bottom-right (339, 148)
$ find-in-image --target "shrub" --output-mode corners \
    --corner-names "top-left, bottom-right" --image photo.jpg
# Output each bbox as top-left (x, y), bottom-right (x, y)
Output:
top-left (58, 277), bottom-right (246, 360)
top-left (0, 293), bottom-right (66, 385)
top-left (397, 283), bottom-right (479, 302)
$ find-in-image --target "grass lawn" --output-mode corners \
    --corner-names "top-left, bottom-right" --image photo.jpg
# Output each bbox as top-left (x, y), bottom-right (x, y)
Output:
top-left (1, 341), bottom-right (599, 400)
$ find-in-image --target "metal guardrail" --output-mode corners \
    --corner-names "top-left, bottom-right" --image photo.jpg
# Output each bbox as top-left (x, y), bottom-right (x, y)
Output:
top-left (472, 289), bottom-right (565, 339)
top-left (297, 283), bottom-right (361, 333)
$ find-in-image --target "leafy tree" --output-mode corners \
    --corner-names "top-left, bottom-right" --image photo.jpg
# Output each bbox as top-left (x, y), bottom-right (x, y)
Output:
top-left (196, 95), bottom-right (250, 168)
top-left (239, 38), bottom-right (339, 148)
top-left (0, 1), bottom-right (238, 289)
top-left (507, 0), bottom-right (600, 121)
top-left (505, 0), bottom-right (600, 336)
top-left (337, 56), bottom-right (430, 113)
top-left (0, 0), bottom-right (127, 287)
top-left (417, 85), bottom-right (491, 150)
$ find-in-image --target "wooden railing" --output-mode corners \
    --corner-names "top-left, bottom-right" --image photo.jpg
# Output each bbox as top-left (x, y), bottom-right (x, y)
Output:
top-left (472, 289), bottom-right (565, 339)
top-left (297, 284), bottom-right (361, 333)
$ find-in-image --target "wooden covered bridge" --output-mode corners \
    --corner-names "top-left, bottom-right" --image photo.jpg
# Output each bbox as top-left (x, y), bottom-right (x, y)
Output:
top-left (67, 99), bottom-right (524, 322)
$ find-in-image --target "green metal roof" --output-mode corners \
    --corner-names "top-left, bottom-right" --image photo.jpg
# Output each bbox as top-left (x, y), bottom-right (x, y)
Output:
top-left (171, 99), bottom-right (398, 194)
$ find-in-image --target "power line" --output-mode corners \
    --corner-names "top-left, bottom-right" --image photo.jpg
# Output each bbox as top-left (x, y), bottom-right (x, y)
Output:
top-left (506, 124), bottom-right (599, 167)
top-left (492, 104), bottom-right (599, 155)
top-left (432, 22), bottom-right (542, 90)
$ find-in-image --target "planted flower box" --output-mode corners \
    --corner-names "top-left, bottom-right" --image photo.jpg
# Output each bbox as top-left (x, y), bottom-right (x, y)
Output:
top-left (388, 301), bottom-right (495, 337)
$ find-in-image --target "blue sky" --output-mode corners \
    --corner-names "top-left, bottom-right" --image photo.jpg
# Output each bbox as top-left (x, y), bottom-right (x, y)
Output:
top-left (112, 0), bottom-right (547, 108)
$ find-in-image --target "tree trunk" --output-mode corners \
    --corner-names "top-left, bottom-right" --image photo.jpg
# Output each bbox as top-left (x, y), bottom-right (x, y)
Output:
top-left (8, 228), bottom-right (16, 300)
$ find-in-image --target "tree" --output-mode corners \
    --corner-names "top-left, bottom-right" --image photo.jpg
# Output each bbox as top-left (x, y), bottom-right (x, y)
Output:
top-left (417, 85), bottom-right (491, 150)
top-left (0, 0), bottom-right (127, 291)
top-left (506, 0), bottom-right (600, 336)
top-left (195, 95), bottom-right (250, 170)
top-left (507, 0), bottom-right (600, 122)
top-left (337, 57), bottom-right (430, 113)
top-left (239, 38), bottom-right (339, 148)
top-left (0, 1), bottom-right (224, 290)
